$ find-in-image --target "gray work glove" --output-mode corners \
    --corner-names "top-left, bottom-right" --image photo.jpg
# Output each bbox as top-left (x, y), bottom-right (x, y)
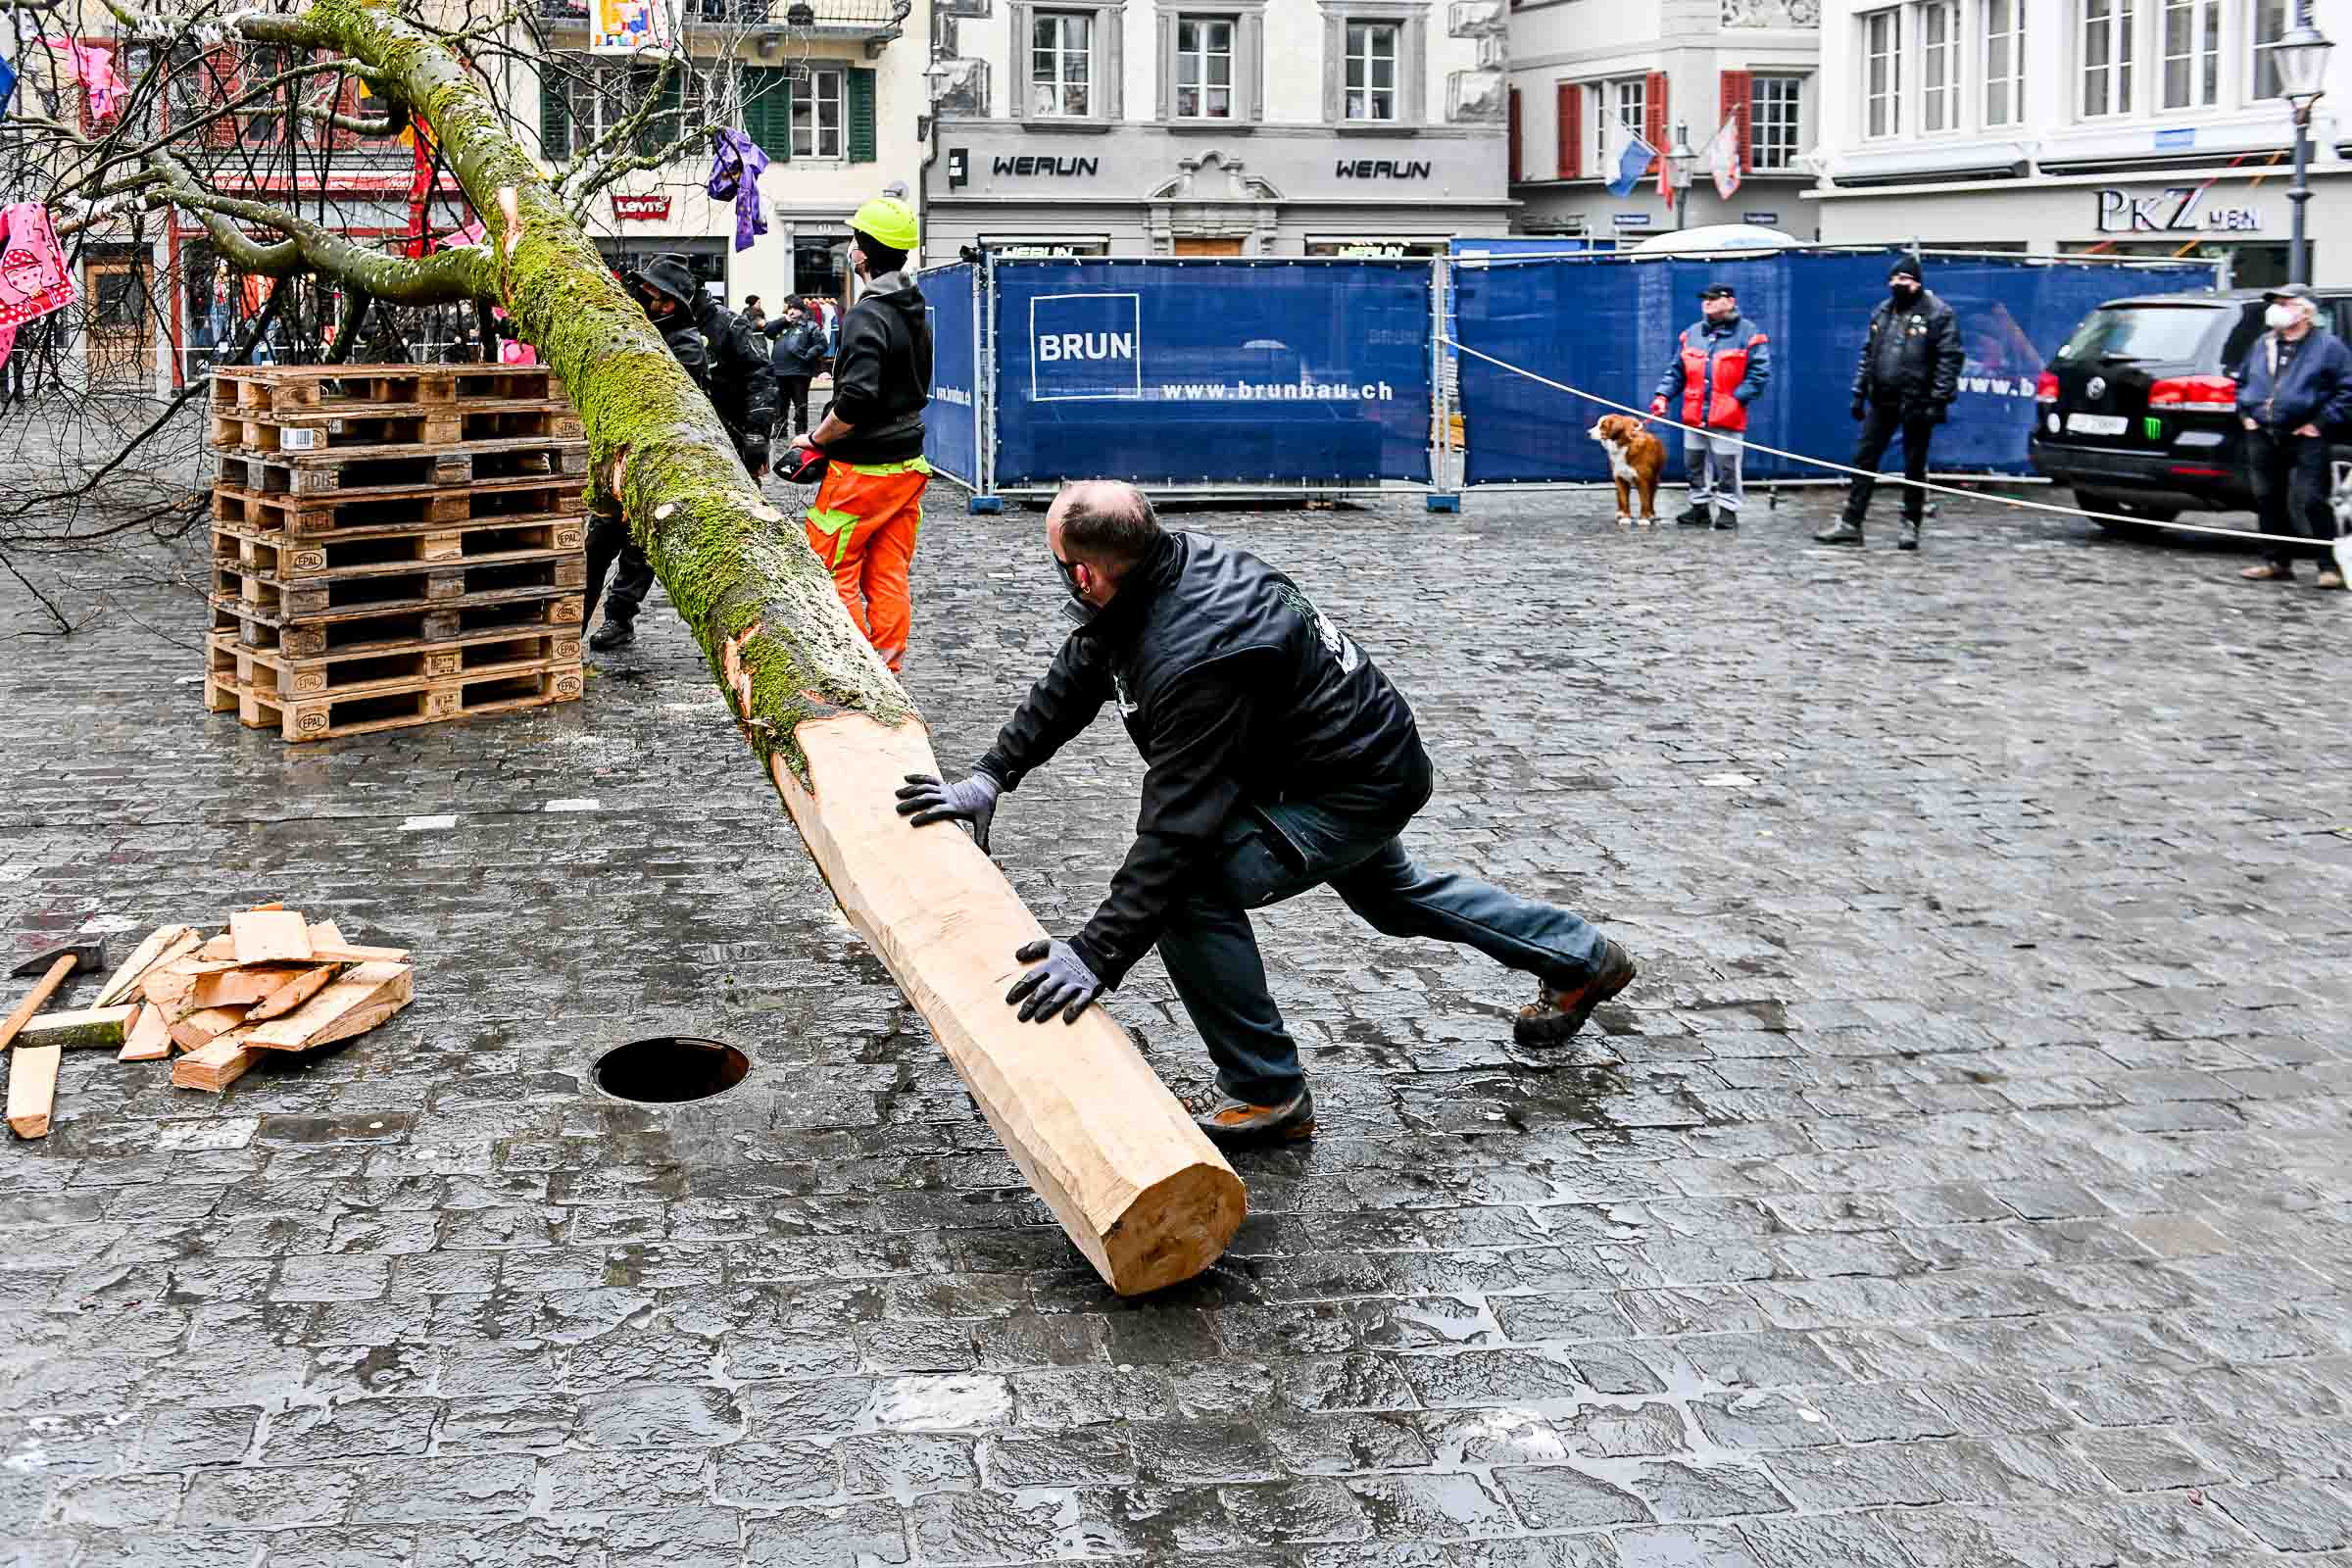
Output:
top-left (895, 771), bottom-right (1001, 854)
top-left (1005, 939), bottom-right (1102, 1024)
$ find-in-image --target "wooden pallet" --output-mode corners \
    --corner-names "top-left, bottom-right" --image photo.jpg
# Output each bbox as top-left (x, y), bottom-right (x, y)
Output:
top-left (209, 402), bottom-right (582, 455)
top-left (213, 364), bottom-right (564, 414)
top-left (212, 586), bottom-right (582, 659)
top-left (213, 517), bottom-right (586, 579)
top-left (216, 552), bottom-right (584, 622)
top-left (216, 435), bottom-right (589, 497)
top-left (207, 662), bottom-right (583, 742)
top-left (213, 479), bottom-right (588, 537)
top-left (209, 627), bottom-right (583, 700)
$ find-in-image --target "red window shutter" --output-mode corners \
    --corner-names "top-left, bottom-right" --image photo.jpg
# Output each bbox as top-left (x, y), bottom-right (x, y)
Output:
top-left (1508, 88), bottom-right (1523, 183)
top-left (199, 48), bottom-right (244, 147)
top-left (1643, 71), bottom-right (1669, 173)
top-left (1556, 81), bottom-right (1581, 178)
top-left (1721, 69), bottom-right (1753, 173)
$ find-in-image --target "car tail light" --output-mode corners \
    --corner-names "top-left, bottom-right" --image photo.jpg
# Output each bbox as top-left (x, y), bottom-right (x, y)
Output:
top-left (2168, 465), bottom-right (2231, 478)
top-left (2035, 371), bottom-right (2060, 405)
top-left (2148, 374), bottom-right (2236, 414)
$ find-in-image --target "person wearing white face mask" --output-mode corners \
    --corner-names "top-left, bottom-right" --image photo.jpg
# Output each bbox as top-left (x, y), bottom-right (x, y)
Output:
top-left (2235, 283), bottom-right (2352, 590)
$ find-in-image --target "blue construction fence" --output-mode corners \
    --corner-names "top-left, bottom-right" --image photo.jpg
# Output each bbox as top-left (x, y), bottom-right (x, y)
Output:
top-left (1454, 250), bottom-right (2220, 483)
top-left (904, 249), bottom-right (2220, 499)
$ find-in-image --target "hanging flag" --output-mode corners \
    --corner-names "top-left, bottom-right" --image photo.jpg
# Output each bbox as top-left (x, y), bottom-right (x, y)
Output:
top-left (1709, 116), bottom-right (1742, 201)
top-left (1605, 124), bottom-right (1657, 200)
top-left (0, 52), bottom-right (17, 120)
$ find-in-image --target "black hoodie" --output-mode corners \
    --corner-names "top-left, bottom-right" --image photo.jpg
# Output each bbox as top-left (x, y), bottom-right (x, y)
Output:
top-left (821, 273), bottom-right (932, 464)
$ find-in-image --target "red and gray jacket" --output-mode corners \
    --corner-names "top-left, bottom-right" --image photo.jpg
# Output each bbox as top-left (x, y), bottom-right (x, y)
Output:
top-left (1654, 315), bottom-right (1772, 432)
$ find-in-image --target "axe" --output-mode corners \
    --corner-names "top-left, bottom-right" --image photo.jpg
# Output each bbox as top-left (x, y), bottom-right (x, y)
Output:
top-left (0, 938), bottom-right (106, 1055)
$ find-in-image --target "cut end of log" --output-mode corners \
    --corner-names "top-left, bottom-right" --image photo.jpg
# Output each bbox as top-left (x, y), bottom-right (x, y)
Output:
top-left (498, 187), bottom-right (521, 258)
top-left (1102, 1160), bottom-right (1250, 1297)
top-left (654, 502), bottom-right (677, 521)
top-left (750, 505), bottom-right (783, 523)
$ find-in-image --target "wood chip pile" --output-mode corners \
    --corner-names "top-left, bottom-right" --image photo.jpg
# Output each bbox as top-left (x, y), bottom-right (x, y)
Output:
top-left (38, 906), bottom-right (415, 1097)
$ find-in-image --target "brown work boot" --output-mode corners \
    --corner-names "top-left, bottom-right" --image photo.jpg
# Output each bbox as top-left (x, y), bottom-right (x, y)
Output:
top-left (1514, 941), bottom-right (1638, 1047)
top-left (2240, 563), bottom-right (2292, 582)
top-left (2318, 568), bottom-right (2345, 590)
top-left (1183, 1085), bottom-right (1316, 1148)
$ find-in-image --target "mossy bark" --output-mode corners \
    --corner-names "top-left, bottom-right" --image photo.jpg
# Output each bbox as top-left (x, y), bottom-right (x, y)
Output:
top-left (240, 0), bottom-right (909, 774)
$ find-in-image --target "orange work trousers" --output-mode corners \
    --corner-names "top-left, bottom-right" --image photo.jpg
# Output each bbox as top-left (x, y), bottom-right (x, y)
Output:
top-left (803, 456), bottom-right (931, 672)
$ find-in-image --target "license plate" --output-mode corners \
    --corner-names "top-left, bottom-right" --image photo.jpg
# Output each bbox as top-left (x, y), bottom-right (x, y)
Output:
top-left (2067, 413), bottom-right (2129, 436)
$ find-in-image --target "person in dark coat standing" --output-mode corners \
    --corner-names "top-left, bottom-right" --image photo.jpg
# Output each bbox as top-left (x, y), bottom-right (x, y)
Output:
top-left (1816, 254), bottom-right (1964, 552)
top-left (584, 262), bottom-right (710, 651)
top-left (761, 297), bottom-right (828, 441)
top-left (2234, 283), bottom-right (2352, 590)
top-left (893, 481), bottom-right (1638, 1148)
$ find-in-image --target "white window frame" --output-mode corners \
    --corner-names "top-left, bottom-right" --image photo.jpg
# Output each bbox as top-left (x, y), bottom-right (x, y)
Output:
top-left (1749, 74), bottom-right (1802, 172)
top-left (2079, 0), bottom-right (2136, 121)
top-left (1861, 8), bottom-right (1901, 140)
top-left (1919, 0), bottom-right (1958, 133)
top-left (1595, 74), bottom-right (1647, 170)
top-left (2250, 0), bottom-right (2291, 102)
top-left (1983, 0), bottom-right (2027, 126)
top-left (1344, 21), bottom-right (1399, 121)
top-left (791, 65), bottom-right (844, 159)
top-left (1175, 15), bottom-right (1236, 118)
top-left (2158, 0), bottom-right (2220, 110)
top-left (1031, 10), bottom-right (1096, 118)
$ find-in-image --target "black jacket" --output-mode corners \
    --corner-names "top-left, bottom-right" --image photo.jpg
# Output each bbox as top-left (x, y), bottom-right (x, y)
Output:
top-left (978, 531), bottom-right (1432, 986)
top-left (689, 293), bottom-right (777, 437)
top-left (763, 316), bottom-right (827, 377)
top-left (657, 316), bottom-right (710, 388)
top-left (822, 274), bottom-right (932, 464)
top-left (1853, 288), bottom-right (1964, 411)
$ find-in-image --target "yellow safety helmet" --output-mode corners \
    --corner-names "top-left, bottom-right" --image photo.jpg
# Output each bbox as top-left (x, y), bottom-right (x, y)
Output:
top-left (849, 195), bottom-right (919, 252)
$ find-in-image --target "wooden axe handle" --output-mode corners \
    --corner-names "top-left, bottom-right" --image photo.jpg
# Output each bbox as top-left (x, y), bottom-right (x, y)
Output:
top-left (0, 956), bottom-right (79, 1054)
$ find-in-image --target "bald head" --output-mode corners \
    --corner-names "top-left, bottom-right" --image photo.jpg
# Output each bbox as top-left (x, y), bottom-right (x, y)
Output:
top-left (1047, 480), bottom-right (1162, 577)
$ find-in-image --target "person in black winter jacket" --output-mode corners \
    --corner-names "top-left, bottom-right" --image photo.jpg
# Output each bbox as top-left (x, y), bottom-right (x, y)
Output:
top-left (1816, 254), bottom-right (1965, 552)
top-left (584, 267), bottom-right (711, 651)
top-left (892, 481), bottom-right (1638, 1148)
top-left (761, 298), bottom-right (827, 439)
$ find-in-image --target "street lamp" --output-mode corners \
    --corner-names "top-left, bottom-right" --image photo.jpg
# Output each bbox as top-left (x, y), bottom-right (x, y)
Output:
top-left (2273, 9), bottom-right (2333, 285)
top-left (1664, 123), bottom-right (1696, 231)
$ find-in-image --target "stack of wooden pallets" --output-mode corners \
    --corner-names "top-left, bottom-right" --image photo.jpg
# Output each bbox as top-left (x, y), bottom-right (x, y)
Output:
top-left (203, 363), bottom-right (591, 742)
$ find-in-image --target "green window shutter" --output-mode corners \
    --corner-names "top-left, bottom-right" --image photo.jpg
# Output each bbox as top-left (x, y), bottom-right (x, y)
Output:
top-left (741, 65), bottom-right (792, 162)
top-left (847, 67), bottom-right (876, 163)
top-left (637, 67), bottom-right (683, 158)
top-left (539, 68), bottom-right (571, 162)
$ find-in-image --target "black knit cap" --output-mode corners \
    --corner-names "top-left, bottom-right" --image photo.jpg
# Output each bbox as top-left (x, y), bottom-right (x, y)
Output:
top-left (1699, 282), bottom-right (1738, 300)
top-left (1888, 254), bottom-right (1924, 282)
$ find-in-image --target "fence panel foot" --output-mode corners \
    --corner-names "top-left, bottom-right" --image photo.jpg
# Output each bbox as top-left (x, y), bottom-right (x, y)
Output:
top-left (1425, 493), bottom-right (1461, 514)
top-left (968, 496), bottom-right (1005, 515)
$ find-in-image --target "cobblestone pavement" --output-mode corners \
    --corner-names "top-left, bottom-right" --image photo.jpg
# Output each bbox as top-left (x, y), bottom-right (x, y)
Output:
top-left (4, 485), bottom-right (2350, 1568)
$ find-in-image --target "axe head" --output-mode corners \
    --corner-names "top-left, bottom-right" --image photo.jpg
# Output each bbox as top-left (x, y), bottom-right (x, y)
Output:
top-left (12, 939), bottom-right (106, 978)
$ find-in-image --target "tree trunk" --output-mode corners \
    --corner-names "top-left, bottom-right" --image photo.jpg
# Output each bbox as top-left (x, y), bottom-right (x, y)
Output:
top-left (247, 0), bottom-right (1245, 1292)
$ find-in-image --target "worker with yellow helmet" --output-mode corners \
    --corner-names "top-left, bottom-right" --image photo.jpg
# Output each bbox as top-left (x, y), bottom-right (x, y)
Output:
top-left (788, 195), bottom-right (935, 673)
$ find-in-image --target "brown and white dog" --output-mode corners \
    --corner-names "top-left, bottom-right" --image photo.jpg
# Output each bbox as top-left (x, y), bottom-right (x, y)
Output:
top-left (1589, 414), bottom-right (1665, 528)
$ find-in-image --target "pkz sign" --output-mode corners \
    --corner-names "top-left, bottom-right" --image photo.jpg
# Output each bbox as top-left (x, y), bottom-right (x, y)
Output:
top-left (2094, 187), bottom-right (2265, 234)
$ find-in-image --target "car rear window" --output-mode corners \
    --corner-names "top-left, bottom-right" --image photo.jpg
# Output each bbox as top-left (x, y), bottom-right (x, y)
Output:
top-left (2057, 306), bottom-right (2218, 363)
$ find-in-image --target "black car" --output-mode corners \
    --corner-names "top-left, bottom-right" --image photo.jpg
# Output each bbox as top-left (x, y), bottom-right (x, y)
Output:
top-left (2029, 287), bottom-right (2352, 527)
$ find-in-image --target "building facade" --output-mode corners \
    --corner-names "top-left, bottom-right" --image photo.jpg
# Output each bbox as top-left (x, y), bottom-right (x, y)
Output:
top-left (531, 0), bottom-right (929, 310)
top-left (1808, 0), bottom-right (2350, 286)
top-left (1505, 0), bottom-right (1822, 241)
top-left (920, 0), bottom-right (1512, 256)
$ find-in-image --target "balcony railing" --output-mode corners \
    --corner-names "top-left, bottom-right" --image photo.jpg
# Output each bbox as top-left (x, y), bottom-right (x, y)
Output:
top-left (537, 0), bottom-right (908, 30)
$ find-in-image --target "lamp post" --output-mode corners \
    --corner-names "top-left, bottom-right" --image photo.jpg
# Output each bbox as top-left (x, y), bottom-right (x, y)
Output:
top-left (1665, 124), bottom-right (1697, 232)
top-left (2273, 7), bottom-right (2334, 285)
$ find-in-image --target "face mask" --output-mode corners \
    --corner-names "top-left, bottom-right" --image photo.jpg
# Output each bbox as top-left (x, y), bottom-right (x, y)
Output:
top-left (1890, 281), bottom-right (1918, 300)
top-left (1053, 553), bottom-right (1098, 623)
top-left (2267, 304), bottom-right (2300, 330)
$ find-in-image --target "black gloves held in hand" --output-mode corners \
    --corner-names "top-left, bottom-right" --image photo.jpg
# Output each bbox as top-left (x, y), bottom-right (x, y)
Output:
top-left (894, 771), bottom-right (1002, 854)
top-left (740, 432), bottom-right (770, 476)
top-left (1005, 938), bottom-right (1103, 1024)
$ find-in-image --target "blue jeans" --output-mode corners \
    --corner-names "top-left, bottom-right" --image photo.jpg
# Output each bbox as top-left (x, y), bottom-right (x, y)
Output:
top-left (1155, 799), bottom-right (1612, 1103)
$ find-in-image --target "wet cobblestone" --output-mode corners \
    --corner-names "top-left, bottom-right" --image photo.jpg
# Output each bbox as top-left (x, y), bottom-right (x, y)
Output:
top-left (2, 487), bottom-right (2349, 1566)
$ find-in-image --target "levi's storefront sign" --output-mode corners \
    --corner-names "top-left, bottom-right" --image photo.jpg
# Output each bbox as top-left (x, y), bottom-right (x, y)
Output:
top-left (612, 193), bottom-right (672, 222)
top-left (2095, 186), bottom-right (2266, 234)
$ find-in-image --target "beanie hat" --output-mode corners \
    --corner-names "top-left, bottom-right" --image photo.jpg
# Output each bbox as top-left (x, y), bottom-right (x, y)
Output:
top-left (1888, 254), bottom-right (1924, 282)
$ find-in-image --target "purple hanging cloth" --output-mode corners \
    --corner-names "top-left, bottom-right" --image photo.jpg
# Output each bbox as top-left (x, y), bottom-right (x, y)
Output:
top-left (707, 128), bottom-right (770, 254)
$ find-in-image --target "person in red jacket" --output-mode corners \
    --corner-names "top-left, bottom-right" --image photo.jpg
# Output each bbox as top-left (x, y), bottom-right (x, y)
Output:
top-left (1651, 282), bottom-right (1772, 530)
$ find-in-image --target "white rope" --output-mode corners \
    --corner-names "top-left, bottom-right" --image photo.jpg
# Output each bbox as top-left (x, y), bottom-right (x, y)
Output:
top-left (1442, 335), bottom-right (2350, 559)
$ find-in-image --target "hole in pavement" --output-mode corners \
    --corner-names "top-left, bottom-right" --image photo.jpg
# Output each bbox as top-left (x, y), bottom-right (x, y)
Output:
top-left (594, 1037), bottom-right (751, 1103)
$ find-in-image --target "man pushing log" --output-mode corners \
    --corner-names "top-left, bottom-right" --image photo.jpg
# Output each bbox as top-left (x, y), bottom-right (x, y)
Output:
top-left (896, 480), bottom-right (1638, 1147)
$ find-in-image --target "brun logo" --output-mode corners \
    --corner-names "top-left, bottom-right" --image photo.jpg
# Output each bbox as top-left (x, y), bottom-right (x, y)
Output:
top-left (993, 156), bottom-right (1102, 177)
top-left (1335, 159), bottom-right (1433, 179)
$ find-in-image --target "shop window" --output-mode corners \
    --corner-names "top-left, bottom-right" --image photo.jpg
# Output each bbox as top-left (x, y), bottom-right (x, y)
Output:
top-left (1984, 0), bottom-right (2026, 126)
top-left (1748, 75), bottom-right (1802, 171)
top-left (2079, 0), bottom-right (2135, 120)
top-left (1860, 8), bottom-right (1900, 139)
